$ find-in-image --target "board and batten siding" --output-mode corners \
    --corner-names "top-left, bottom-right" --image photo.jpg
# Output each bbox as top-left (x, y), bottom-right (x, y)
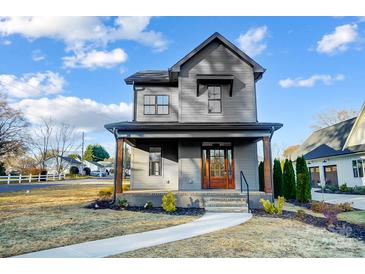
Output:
top-left (233, 141), bottom-right (260, 191)
top-left (346, 109), bottom-right (365, 148)
top-left (135, 85), bottom-right (179, 122)
top-left (307, 153), bottom-right (365, 187)
top-left (130, 140), bottom-right (178, 190)
top-left (179, 40), bottom-right (257, 123)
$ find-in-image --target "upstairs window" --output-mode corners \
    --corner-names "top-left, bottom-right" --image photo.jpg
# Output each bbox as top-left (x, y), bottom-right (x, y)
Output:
top-left (149, 147), bottom-right (162, 176)
top-left (207, 85), bottom-right (222, 113)
top-left (144, 95), bottom-right (169, 115)
top-left (353, 159), bottom-right (364, 178)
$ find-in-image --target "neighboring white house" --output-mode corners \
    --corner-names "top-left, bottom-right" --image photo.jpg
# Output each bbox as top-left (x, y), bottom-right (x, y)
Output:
top-left (43, 156), bottom-right (82, 174)
top-left (294, 103), bottom-right (365, 188)
top-left (82, 160), bottom-right (106, 174)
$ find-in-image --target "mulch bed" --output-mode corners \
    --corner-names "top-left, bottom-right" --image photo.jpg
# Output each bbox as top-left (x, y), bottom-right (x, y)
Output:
top-left (252, 209), bottom-right (365, 242)
top-left (314, 189), bottom-right (365, 195)
top-left (85, 199), bottom-right (205, 216)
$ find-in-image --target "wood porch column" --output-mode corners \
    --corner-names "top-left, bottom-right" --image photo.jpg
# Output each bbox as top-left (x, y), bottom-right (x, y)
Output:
top-left (115, 138), bottom-right (124, 194)
top-left (263, 136), bottom-right (273, 193)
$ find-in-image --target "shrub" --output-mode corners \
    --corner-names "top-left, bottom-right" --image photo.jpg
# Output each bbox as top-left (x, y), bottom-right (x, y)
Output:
top-left (144, 201), bottom-right (153, 209)
top-left (338, 202), bottom-right (353, 212)
top-left (339, 183), bottom-right (349, 192)
top-left (122, 184), bottom-right (130, 191)
top-left (296, 209), bottom-right (306, 219)
top-left (259, 198), bottom-right (276, 215)
top-left (258, 161), bottom-right (265, 191)
top-left (117, 197), bottom-right (128, 208)
top-left (162, 191), bottom-right (176, 212)
top-left (98, 187), bottom-right (113, 199)
top-left (277, 196), bottom-right (285, 215)
top-left (323, 206), bottom-right (341, 226)
top-left (273, 159), bottom-right (283, 198)
top-left (353, 186), bottom-right (365, 194)
top-left (0, 162), bottom-right (6, 176)
top-left (310, 201), bottom-right (328, 213)
top-left (295, 156), bottom-right (311, 203)
top-left (282, 159), bottom-right (296, 200)
top-left (325, 184), bottom-right (338, 192)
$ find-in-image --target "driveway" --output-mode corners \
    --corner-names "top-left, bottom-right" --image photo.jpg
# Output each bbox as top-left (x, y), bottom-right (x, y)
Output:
top-left (312, 189), bottom-right (365, 210)
top-left (15, 212), bottom-right (252, 258)
top-left (0, 179), bottom-right (112, 193)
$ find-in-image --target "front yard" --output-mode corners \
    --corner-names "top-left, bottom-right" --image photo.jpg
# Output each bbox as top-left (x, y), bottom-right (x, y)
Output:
top-left (114, 215), bottom-right (365, 258)
top-left (0, 185), bottom-right (198, 257)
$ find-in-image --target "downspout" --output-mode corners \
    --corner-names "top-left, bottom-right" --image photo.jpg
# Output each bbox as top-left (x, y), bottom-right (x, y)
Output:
top-left (111, 127), bottom-right (118, 205)
top-left (269, 126), bottom-right (275, 202)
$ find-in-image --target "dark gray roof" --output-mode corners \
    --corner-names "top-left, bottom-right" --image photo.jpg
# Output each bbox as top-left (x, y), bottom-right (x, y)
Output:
top-left (294, 117), bottom-right (364, 160)
top-left (60, 156), bottom-right (82, 165)
top-left (124, 32), bottom-right (266, 85)
top-left (105, 121), bottom-right (282, 132)
top-left (125, 70), bottom-right (171, 85)
top-left (84, 160), bottom-right (104, 167)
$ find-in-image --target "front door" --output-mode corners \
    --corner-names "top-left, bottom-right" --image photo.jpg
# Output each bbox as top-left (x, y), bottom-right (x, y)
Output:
top-left (324, 165), bottom-right (339, 187)
top-left (202, 145), bottom-right (234, 189)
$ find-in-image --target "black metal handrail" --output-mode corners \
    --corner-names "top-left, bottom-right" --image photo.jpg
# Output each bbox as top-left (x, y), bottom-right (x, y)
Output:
top-left (240, 170), bottom-right (250, 211)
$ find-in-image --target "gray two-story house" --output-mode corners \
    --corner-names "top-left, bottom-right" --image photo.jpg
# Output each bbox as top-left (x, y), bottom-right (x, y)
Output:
top-left (105, 32), bottom-right (282, 210)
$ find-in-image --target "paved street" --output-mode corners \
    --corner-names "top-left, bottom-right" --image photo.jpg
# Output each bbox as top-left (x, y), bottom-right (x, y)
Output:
top-left (0, 179), bottom-right (113, 193)
top-left (312, 189), bottom-right (365, 210)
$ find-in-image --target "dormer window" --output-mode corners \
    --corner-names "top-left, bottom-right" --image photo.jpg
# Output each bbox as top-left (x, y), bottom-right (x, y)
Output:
top-left (144, 95), bottom-right (169, 115)
top-left (207, 85), bottom-right (222, 113)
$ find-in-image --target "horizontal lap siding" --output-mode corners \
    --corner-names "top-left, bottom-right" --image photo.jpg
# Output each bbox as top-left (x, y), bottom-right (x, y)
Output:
top-left (135, 86), bottom-right (178, 122)
top-left (307, 154), bottom-right (365, 187)
top-left (180, 41), bottom-right (256, 123)
top-left (131, 140), bottom-right (178, 190)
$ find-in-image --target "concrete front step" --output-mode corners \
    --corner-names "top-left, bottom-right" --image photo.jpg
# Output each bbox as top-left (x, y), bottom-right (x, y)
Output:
top-left (204, 196), bottom-right (248, 212)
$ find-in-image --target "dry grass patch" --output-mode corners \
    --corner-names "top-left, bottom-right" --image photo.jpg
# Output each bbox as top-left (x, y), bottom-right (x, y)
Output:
top-left (0, 185), bottom-right (198, 257)
top-left (114, 216), bottom-right (365, 258)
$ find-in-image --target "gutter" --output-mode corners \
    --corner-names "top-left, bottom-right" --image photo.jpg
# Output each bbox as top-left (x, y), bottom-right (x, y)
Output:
top-left (269, 126), bottom-right (275, 202)
top-left (110, 128), bottom-right (118, 205)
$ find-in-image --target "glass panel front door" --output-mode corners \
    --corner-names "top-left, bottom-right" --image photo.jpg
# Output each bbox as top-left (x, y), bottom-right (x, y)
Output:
top-left (202, 146), bottom-right (234, 189)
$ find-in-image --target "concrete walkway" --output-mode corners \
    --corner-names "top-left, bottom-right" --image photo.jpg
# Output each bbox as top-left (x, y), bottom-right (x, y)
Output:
top-left (312, 189), bottom-right (365, 210)
top-left (14, 212), bottom-right (252, 258)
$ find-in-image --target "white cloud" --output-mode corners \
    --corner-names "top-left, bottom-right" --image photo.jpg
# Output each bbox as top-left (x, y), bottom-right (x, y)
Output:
top-left (316, 24), bottom-right (358, 54)
top-left (236, 26), bottom-right (268, 56)
top-left (32, 49), bottom-right (45, 61)
top-left (279, 74), bottom-right (345, 88)
top-left (0, 16), bottom-right (167, 52)
top-left (0, 71), bottom-right (65, 98)
top-left (63, 48), bottom-right (127, 69)
top-left (0, 39), bottom-right (11, 45)
top-left (13, 96), bottom-right (133, 133)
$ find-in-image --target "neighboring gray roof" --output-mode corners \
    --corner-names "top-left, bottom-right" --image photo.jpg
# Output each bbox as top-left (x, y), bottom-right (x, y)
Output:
top-left (105, 121), bottom-right (283, 132)
top-left (124, 32), bottom-right (266, 85)
top-left (84, 160), bottom-right (104, 168)
top-left (45, 156), bottom-right (82, 165)
top-left (294, 117), bottom-right (364, 160)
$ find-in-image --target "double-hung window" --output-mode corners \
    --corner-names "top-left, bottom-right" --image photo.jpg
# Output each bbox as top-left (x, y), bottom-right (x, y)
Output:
top-left (207, 85), bottom-right (222, 113)
top-left (149, 147), bottom-right (162, 176)
top-left (353, 159), bottom-right (364, 178)
top-left (144, 95), bottom-right (169, 115)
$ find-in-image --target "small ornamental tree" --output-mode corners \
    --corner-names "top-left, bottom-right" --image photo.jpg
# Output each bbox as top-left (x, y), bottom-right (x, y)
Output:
top-left (258, 161), bottom-right (265, 191)
top-left (282, 159), bottom-right (296, 200)
top-left (273, 159), bottom-right (283, 198)
top-left (295, 156), bottom-right (312, 203)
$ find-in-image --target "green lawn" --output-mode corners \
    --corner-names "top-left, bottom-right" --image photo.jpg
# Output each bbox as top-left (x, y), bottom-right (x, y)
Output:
top-left (338, 211), bottom-right (365, 226)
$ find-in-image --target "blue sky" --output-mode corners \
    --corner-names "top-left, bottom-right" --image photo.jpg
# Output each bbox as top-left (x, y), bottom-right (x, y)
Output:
top-left (0, 16), bottom-right (364, 156)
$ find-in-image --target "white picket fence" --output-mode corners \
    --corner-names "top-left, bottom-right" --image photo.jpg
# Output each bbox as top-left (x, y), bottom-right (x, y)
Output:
top-left (0, 173), bottom-right (66, 184)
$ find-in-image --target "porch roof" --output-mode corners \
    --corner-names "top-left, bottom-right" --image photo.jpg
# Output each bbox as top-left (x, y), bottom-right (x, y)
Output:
top-left (104, 121), bottom-right (283, 139)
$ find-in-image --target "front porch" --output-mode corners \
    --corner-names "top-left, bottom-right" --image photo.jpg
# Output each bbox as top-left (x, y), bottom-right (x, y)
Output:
top-left (105, 122), bottom-right (282, 208)
top-left (119, 189), bottom-right (272, 209)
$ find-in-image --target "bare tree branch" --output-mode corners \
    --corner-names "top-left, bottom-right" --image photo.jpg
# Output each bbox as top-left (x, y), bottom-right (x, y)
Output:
top-left (311, 108), bottom-right (358, 130)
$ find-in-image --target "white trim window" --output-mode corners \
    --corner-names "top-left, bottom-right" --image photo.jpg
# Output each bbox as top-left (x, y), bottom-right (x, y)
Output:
top-left (352, 159), bottom-right (364, 178)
